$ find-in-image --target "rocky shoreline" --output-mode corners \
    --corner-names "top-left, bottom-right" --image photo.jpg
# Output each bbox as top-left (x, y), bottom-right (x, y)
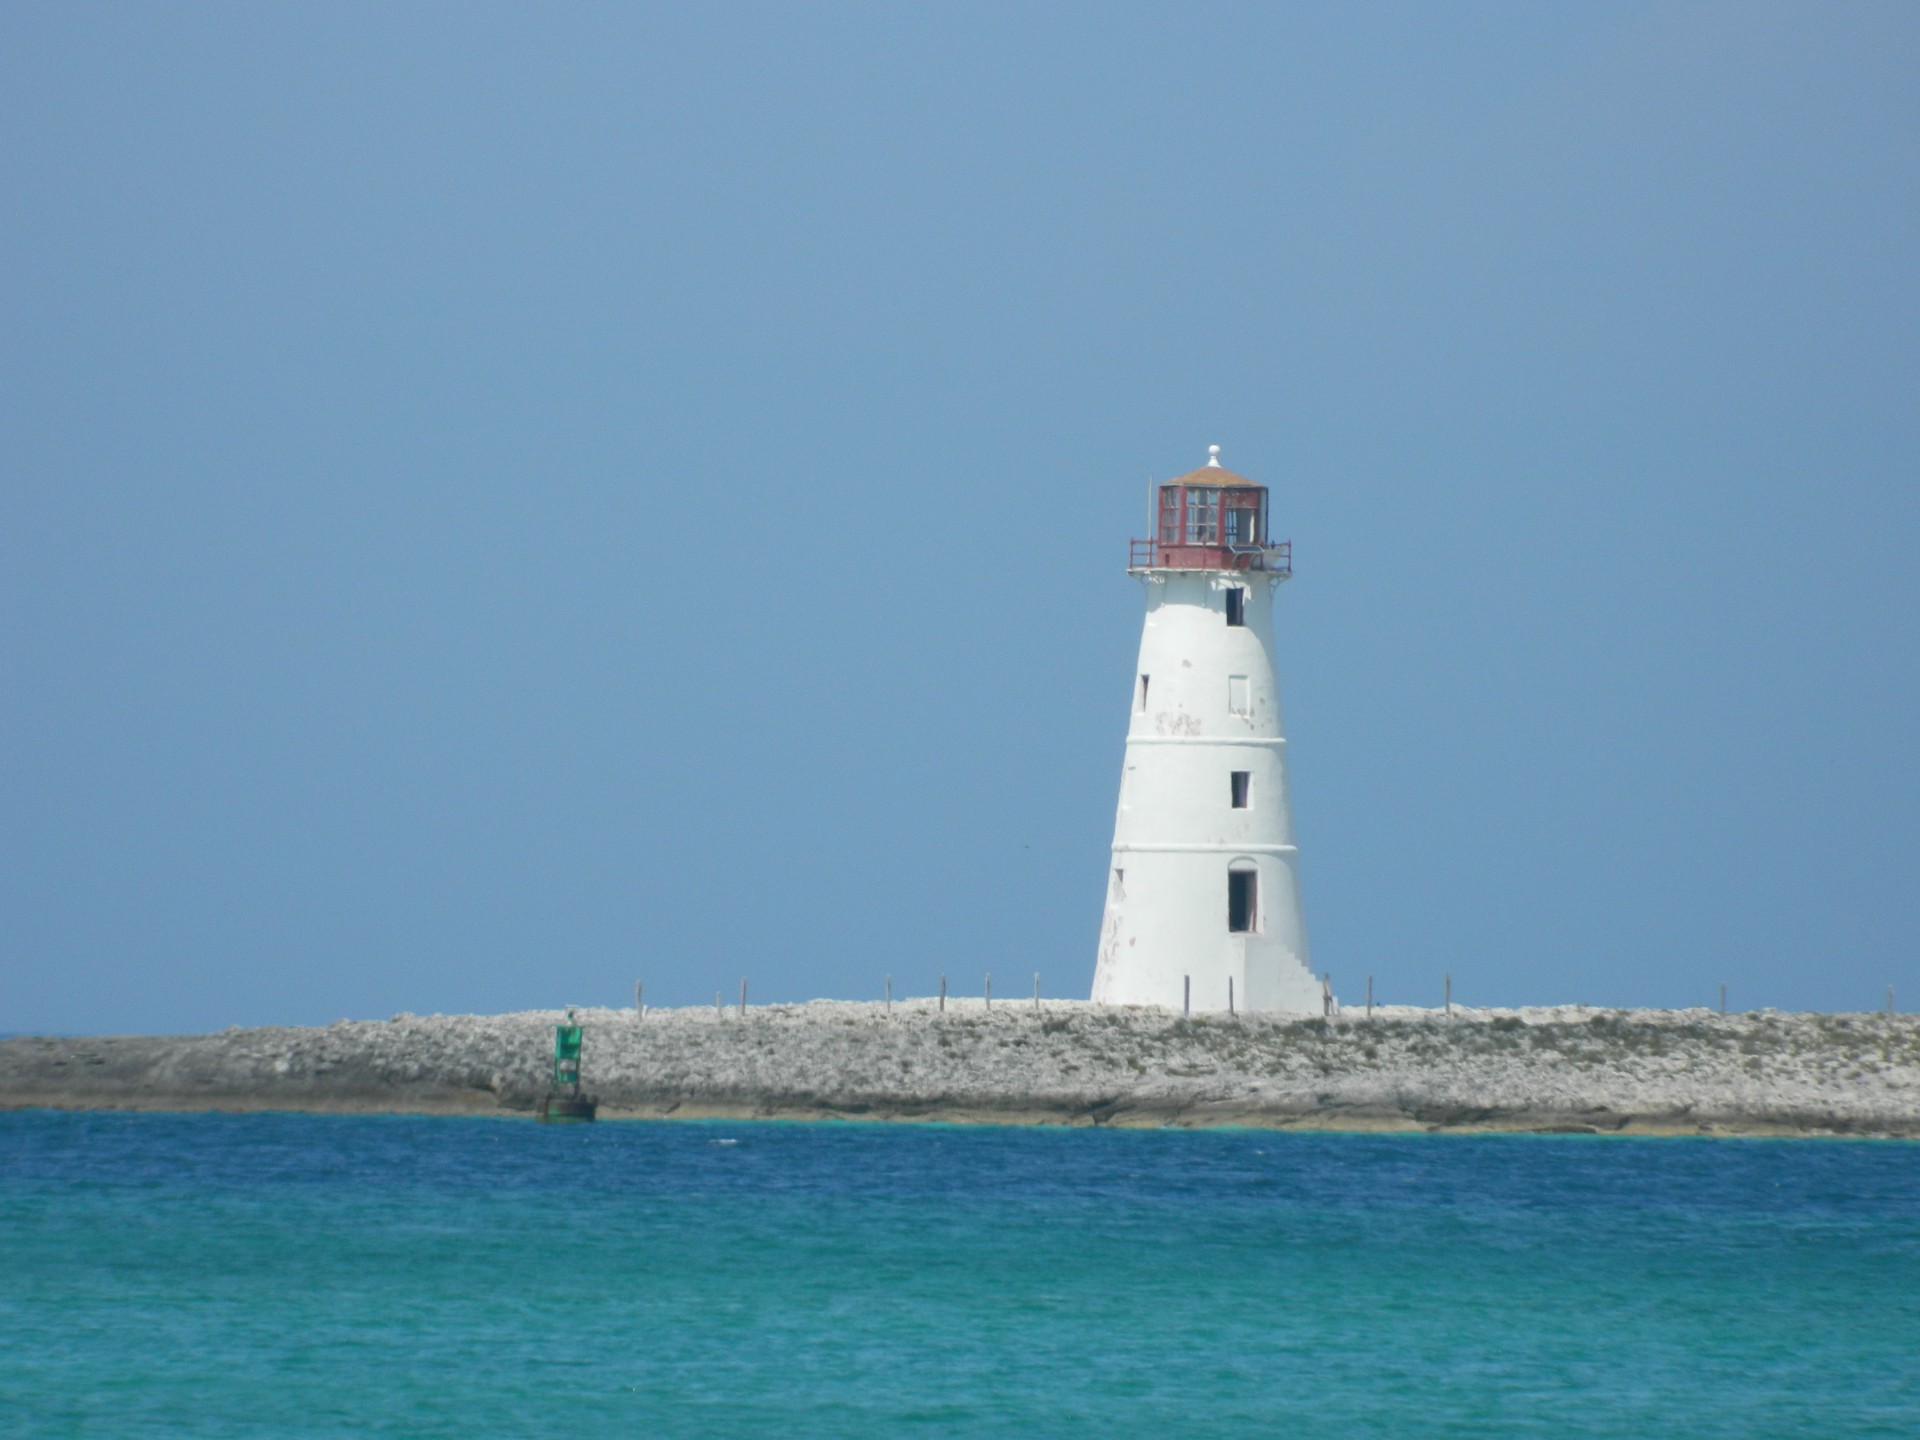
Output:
top-left (4, 1001), bottom-right (1918, 1137)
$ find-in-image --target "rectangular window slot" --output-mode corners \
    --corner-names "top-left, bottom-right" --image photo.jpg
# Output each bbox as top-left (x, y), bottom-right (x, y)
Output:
top-left (1112, 868), bottom-right (1125, 899)
top-left (1228, 869), bottom-right (1258, 933)
top-left (1230, 772), bottom-right (1250, 808)
top-left (1138, 675), bottom-right (1150, 711)
top-left (1227, 675), bottom-right (1250, 716)
top-left (1225, 588), bottom-right (1245, 626)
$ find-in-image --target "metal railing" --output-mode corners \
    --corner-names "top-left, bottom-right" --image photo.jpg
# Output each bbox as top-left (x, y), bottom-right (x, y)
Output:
top-left (1128, 539), bottom-right (1291, 574)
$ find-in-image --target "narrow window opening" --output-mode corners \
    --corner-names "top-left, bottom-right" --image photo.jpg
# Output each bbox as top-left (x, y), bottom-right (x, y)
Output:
top-left (1227, 675), bottom-right (1250, 716)
top-left (1230, 772), bottom-right (1250, 809)
top-left (1228, 869), bottom-right (1258, 933)
top-left (1112, 868), bottom-right (1125, 899)
top-left (1224, 588), bottom-right (1246, 626)
top-left (1138, 675), bottom-right (1150, 711)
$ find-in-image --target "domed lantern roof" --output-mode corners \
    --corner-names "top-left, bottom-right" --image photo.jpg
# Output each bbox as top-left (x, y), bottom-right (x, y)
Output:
top-left (1169, 466), bottom-right (1262, 489)
top-left (1167, 444), bottom-right (1264, 490)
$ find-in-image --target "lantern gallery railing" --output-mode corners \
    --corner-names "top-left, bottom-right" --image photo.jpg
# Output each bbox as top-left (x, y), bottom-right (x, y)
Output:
top-left (1128, 539), bottom-right (1292, 574)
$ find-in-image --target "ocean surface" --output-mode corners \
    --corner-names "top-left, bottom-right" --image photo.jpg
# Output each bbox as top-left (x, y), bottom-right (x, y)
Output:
top-left (2, 1114), bottom-right (1917, 1438)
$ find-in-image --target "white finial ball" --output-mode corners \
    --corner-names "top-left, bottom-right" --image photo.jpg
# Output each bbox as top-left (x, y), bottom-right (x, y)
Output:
top-left (1207, 444), bottom-right (1222, 467)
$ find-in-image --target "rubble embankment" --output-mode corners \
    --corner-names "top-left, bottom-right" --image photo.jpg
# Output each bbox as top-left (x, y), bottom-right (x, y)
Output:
top-left (4, 1001), bottom-right (1918, 1137)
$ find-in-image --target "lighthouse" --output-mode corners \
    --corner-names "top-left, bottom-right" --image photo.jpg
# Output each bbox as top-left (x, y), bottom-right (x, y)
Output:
top-left (1091, 446), bottom-right (1320, 1014)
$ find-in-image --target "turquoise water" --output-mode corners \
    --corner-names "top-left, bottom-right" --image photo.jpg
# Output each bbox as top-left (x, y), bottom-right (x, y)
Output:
top-left (2, 1114), bottom-right (1917, 1437)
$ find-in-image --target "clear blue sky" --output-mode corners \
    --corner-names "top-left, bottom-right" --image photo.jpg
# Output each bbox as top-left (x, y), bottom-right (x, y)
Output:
top-left (4, 3), bottom-right (1916, 1034)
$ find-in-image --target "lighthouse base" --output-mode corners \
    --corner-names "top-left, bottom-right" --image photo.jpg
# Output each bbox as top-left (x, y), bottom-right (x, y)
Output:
top-left (1093, 939), bottom-right (1323, 1015)
top-left (1092, 848), bottom-right (1319, 1014)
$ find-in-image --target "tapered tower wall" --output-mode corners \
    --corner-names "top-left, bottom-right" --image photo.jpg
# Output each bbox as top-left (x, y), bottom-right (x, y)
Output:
top-left (1091, 502), bottom-right (1319, 1013)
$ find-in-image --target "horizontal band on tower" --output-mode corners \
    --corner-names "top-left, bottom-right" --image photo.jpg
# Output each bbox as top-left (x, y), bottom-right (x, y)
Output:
top-left (1110, 843), bottom-right (1300, 856)
top-left (1124, 735), bottom-right (1287, 747)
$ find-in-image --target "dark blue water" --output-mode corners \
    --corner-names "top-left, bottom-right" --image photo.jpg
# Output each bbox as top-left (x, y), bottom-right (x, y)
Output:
top-left (2, 1113), bottom-right (1917, 1437)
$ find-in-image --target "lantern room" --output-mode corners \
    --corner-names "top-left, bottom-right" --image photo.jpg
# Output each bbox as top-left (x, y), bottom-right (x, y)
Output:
top-left (1128, 445), bottom-right (1292, 574)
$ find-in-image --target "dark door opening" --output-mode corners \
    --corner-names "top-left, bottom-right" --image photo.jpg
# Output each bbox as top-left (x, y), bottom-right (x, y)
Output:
top-left (1228, 869), bottom-right (1257, 933)
top-left (1230, 771), bottom-right (1250, 808)
top-left (1225, 588), bottom-right (1245, 626)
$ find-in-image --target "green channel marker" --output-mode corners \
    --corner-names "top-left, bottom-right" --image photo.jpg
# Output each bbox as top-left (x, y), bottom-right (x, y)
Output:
top-left (538, 1010), bottom-right (597, 1122)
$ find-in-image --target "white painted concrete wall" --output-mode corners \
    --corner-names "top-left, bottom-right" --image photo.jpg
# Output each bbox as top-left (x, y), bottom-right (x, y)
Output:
top-left (1091, 568), bottom-right (1321, 1012)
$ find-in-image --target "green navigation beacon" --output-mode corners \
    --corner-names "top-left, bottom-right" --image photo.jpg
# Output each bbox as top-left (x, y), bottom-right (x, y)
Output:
top-left (538, 1008), bottom-right (597, 1123)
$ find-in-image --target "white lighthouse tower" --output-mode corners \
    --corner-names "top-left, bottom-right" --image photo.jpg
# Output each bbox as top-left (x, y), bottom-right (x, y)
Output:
top-left (1091, 446), bottom-right (1320, 1013)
